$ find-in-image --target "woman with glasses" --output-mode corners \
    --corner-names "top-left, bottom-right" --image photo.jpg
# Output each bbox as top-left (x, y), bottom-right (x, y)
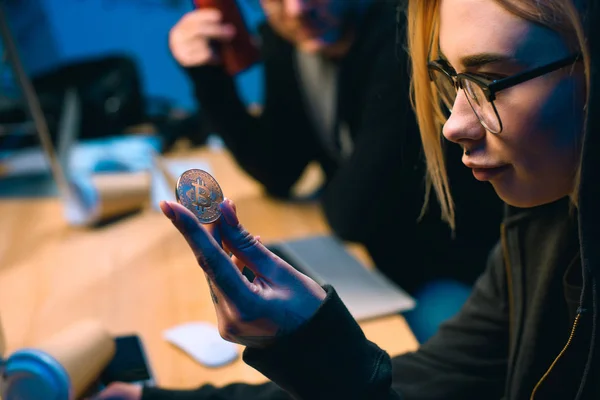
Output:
top-left (95, 0), bottom-right (600, 399)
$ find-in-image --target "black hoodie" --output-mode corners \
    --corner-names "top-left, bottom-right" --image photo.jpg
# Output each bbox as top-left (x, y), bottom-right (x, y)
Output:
top-left (142, 1), bottom-right (600, 399)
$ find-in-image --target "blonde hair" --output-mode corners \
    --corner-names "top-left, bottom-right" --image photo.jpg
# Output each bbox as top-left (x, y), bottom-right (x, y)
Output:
top-left (406, 0), bottom-right (590, 230)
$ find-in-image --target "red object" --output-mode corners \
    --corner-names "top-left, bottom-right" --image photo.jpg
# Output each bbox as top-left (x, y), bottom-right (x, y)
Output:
top-left (193, 0), bottom-right (261, 76)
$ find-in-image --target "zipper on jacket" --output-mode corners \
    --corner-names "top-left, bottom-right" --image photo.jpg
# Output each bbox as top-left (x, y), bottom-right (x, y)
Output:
top-left (529, 313), bottom-right (581, 400)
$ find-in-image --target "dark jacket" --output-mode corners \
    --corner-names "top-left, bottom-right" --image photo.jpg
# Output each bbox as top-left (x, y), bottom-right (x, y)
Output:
top-left (184, 0), bottom-right (503, 292)
top-left (142, 199), bottom-right (595, 400)
top-left (142, 1), bottom-right (600, 399)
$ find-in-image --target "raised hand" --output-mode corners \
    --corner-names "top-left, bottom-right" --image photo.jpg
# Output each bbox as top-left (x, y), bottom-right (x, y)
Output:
top-left (160, 199), bottom-right (327, 348)
top-left (168, 9), bottom-right (236, 67)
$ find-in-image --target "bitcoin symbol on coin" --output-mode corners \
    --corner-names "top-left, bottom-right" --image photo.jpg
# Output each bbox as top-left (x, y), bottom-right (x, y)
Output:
top-left (186, 177), bottom-right (212, 211)
top-left (175, 169), bottom-right (224, 224)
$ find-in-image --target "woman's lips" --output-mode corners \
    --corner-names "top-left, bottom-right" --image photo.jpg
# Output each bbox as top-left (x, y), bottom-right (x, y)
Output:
top-left (471, 165), bottom-right (510, 181)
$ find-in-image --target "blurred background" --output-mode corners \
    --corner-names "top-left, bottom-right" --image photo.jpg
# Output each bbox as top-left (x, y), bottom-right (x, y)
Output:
top-left (2, 0), bottom-right (264, 108)
top-left (0, 0), bottom-right (452, 395)
top-left (0, 0), bottom-right (266, 200)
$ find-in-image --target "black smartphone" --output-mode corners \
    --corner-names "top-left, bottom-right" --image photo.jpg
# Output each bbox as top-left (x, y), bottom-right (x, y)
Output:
top-left (99, 335), bottom-right (155, 387)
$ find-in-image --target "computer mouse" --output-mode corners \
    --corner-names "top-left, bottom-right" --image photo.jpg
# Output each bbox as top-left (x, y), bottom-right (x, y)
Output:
top-left (164, 322), bottom-right (240, 368)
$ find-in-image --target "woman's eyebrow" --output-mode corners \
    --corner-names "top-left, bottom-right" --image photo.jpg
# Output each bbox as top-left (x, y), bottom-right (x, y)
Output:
top-left (460, 53), bottom-right (516, 68)
top-left (439, 50), bottom-right (517, 68)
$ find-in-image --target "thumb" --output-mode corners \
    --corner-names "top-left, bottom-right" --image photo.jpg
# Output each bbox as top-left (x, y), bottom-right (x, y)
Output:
top-left (218, 199), bottom-right (276, 276)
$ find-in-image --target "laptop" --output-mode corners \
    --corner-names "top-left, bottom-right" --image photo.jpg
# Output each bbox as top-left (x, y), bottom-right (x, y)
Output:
top-left (0, 3), bottom-right (78, 201)
top-left (266, 235), bottom-right (415, 321)
top-left (0, 7), bottom-right (149, 224)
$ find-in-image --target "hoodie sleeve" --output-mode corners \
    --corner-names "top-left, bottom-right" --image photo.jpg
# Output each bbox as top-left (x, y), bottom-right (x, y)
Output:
top-left (242, 242), bottom-right (509, 399)
top-left (141, 382), bottom-right (292, 400)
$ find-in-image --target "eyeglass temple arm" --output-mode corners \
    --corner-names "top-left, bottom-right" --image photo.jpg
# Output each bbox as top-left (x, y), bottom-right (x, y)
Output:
top-left (490, 53), bottom-right (581, 93)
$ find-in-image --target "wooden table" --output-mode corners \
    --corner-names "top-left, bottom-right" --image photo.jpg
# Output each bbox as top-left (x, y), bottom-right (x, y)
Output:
top-left (0, 148), bottom-right (418, 389)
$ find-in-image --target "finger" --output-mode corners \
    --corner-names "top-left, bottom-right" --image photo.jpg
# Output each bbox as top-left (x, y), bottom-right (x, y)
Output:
top-left (218, 199), bottom-right (277, 276)
top-left (185, 23), bottom-right (236, 42)
top-left (180, 42), bottom-right (212, 57)
top-left (160, 201), bottom-right (252, 302)
top-left (219, 223), bottom-right (251, 273)
top-left (206, 219), bottom-right (222, 249)
top-left (185, 8), bottom-right (223, 24)
top-left (178, 44), bottom-right (220, 66)
top-left (222, 234), bottom-right (259, 255)
top-left (223, 239), bottom-right (252, 279)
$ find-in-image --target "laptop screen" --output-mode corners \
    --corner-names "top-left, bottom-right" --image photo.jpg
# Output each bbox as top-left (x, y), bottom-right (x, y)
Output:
top-left (0, 3), bottom-right (72, 199)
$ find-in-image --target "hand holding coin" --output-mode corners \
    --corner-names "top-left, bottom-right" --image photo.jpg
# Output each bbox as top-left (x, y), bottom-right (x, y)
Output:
top-left (161, 170), bottom-right (327, 348)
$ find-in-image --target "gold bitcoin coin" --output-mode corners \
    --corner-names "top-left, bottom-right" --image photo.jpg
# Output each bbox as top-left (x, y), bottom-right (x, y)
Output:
top-left (175, 169), bottom-right (224, 224)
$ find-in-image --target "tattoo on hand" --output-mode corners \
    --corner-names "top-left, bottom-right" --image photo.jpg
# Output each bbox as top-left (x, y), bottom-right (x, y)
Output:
top-left (207, 278), bottom-right (218, 304)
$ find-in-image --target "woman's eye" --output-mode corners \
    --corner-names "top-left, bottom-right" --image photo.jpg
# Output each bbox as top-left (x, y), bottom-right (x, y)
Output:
top-left (474, 72), bottom-right (506, 81)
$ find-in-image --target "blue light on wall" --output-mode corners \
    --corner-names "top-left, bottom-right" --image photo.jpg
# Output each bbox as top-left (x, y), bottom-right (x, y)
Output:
top-left (2, 0), bottom-right (265, 111)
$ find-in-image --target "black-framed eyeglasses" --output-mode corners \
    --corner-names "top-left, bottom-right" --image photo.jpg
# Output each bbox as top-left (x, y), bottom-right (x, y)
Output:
top-left (427, 53), bottom-right (581, 134)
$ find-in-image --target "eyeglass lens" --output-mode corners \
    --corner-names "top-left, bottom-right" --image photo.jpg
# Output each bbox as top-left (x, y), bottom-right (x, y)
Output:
top-left (430, 69), bottom-right (501, 133)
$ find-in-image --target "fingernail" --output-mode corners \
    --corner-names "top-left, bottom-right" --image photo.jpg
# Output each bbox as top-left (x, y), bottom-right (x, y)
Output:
top-left (220, 198), bottom-right (239, 226)
top-left (160, 201), bottom-right (176, 222)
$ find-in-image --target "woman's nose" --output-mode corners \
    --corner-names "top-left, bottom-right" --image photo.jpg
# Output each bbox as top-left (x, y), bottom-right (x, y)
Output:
top-left (442, 90), bottom-right (486, 146)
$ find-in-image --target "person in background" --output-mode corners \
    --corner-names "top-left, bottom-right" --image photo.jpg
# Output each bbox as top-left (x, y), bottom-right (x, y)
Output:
top-left (167, 0), bottom-right (504, 341)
